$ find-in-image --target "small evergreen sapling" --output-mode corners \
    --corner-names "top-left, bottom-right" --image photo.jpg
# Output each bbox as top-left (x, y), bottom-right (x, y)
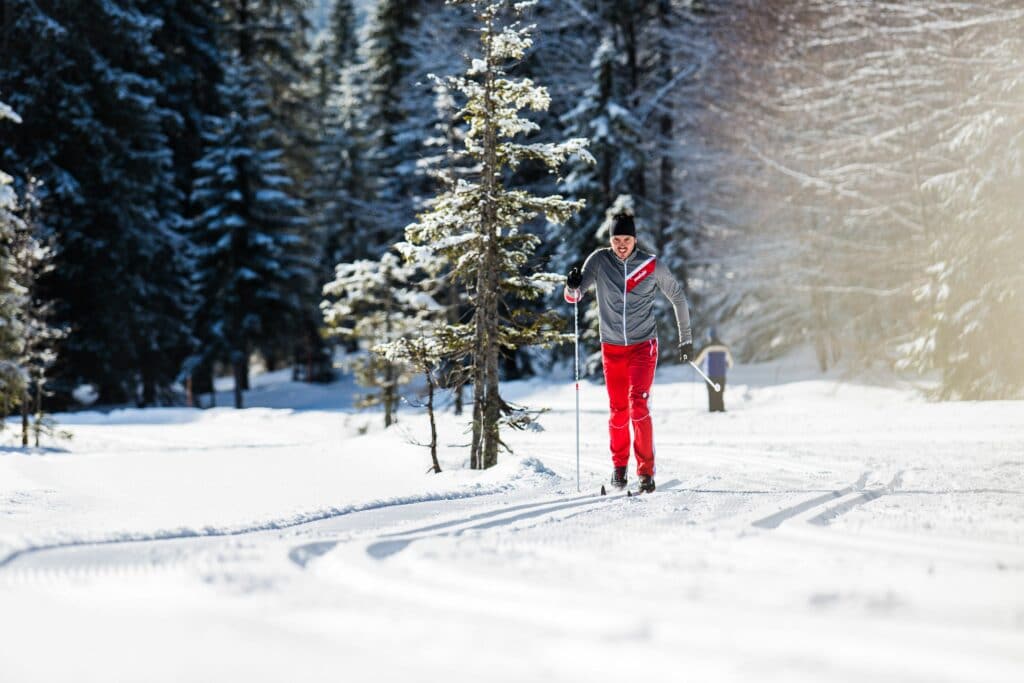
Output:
top-left (375, 332), bottom-right (455, 475)
top-left (0, 104), bottom-right (67, 446)
top-left (0, 103), bottom-right (25, 420)
top-left (13, 180), bottom-right (68, 447)
top-left (322, 253), bottom-right (426, 427)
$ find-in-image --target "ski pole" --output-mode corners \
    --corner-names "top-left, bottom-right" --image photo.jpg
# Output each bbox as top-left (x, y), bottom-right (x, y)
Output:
top-left (688, 361), bottom-right (721, 392)
top-left (574, 299), bottom-right (580, 493)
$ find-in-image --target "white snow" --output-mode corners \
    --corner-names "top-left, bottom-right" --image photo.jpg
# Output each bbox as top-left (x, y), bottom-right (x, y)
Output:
top-left (1, 354), bottom-right (1022, 682)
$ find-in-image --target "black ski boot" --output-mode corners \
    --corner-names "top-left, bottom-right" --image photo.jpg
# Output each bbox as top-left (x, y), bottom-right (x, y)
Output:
top-left (637, 475), bottom-right (656, 493)
top-left (611, 466), bottom-right (628, 490)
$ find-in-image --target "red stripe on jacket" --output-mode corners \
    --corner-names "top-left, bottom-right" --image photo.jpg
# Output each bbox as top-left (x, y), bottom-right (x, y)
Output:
top-left (625, 257), bottom-right (656, 293)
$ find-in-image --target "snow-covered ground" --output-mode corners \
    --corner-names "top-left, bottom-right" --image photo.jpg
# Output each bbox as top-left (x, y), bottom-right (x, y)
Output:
top-left (1, 355), bottom-right (1022, 682)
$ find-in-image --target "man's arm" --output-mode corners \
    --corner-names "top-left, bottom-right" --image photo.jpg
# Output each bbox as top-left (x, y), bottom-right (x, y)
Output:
top-left (564, 251), bottom-right (598, 304)
top-left (653, 261), bottom-right (692, 345)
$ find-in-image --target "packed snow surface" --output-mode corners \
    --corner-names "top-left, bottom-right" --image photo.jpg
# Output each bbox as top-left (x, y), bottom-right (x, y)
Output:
top-left (1, 357), bottom-right (1022, 682)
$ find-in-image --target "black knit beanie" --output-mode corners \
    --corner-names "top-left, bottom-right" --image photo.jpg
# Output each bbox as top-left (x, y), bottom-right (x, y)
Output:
top-left (611, 213), bottom-right (636, 237)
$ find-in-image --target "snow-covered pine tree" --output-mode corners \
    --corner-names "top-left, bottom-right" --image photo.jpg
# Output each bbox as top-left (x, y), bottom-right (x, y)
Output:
top-left (370, 253), bottom-right (454, 472)
top-left (553, 35), bottom-right (641, 365)
top-left (900, 1), bottom-right (1024, 399)
top-left (12, 179), bottom-right (66, 447)
top-left (0, 103), bottom-right (63, 445)
top-left (223, 0), bottom-right (319, 374)
top-left (312, 0), bottom-right (357, 99)
top-left (189, 54), bottom-right (312, 409)
top-left (685, 0), bottom-right (1023, 399)
top-left (406, 5), bottom-right (486, 416)
top-left (322, 252), bottom-right (427, 427)
top-left (220, 0), bottom-right (314, 187)
top-left (314, 74), bottom-right (363, 284)
top-left (145, 0), bottom-right (224, 210)
top-left (557, 35), bottom-right (643, 272)
top-left (353, 0), bottom-right (467, 260)
top-left (404, 0), bottom-right (591, 469)
top-left (307, 0), bottom-right (362, 382)
top-left (296, 0), bottom-right (364, 385)
top-left (351, 0), bottom-right (427, 257)
top-left (640, 1), bottom-right (711, 349)
top-left (594, 1), bottom-right (653, 179)
top-left (0, 99), bottom-right (26, 417)
top-left (0, 1), bottom-right (192, 406)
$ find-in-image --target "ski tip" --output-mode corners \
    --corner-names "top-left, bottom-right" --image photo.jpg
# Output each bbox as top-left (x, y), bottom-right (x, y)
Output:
top-left (600, 485), bottom-right (607, 496)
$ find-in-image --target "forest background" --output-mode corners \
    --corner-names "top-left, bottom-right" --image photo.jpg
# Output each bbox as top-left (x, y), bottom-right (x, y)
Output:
top-left (1, 0), bottom-right (1021, 422)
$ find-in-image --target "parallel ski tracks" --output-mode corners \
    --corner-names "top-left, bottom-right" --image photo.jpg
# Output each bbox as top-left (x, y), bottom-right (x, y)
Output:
top-left (7, 466), bottom-right (1023, 586)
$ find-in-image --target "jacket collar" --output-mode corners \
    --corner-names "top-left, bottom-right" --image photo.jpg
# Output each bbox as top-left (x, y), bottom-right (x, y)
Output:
top-left (612, 247), bottom-right (644, 265)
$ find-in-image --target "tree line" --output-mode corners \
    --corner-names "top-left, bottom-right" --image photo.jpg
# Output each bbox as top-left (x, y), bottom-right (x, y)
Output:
top-left (1, 0), bottom-right (1020, 438)
top-left (1, 0), bottom-right (715, 418)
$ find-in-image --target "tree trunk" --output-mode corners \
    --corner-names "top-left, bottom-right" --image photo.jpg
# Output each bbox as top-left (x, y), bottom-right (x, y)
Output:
top-left (21, 387), bottom-right (29, 447)
top-left (383, 361), bottom-right (395, 427)
top-left (471, 12), bottom-right (502, 470)
top-left (656, 0), bottom-right (674, 254)
top-left (622, 7), bottom-right (646, 199)
top-left (447, 284), bottom-right (464, 416)
top-left (264, 350), bottom-right (279, 372)
top-left (427, 369), bottom-right (441, 473)
top-left (384, 290), bottom-right (395, 427)
top-left (233, 351), bottom-right (246, 409)
top-left (34, 381), bottom-right (41, 448)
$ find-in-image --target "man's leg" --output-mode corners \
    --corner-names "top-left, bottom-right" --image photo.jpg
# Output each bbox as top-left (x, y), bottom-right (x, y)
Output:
top-left (629, 339), bottom-right (659, 477)
top-left (602, 343), bottom-right (630, 469)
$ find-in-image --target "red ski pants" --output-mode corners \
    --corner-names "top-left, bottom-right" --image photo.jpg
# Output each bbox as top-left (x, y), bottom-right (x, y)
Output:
top-left (602, 339), bottom-right (658, 476)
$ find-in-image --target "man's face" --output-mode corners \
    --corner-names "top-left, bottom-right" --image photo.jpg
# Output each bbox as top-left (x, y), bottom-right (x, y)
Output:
top-left (611, 235), bottom-right (636, 260)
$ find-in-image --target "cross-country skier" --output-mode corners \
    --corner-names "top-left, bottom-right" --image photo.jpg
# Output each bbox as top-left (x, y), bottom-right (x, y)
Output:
top-left (693, 327), bottom-right (734, 413)
top-left (564, 213), bottom-right (692, 493)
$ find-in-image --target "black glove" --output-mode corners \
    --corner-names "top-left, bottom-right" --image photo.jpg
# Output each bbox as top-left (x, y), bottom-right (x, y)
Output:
top-left (679, 342), bottom-right (694, 363)
top-left (566, 266), bottom-right (582, 289)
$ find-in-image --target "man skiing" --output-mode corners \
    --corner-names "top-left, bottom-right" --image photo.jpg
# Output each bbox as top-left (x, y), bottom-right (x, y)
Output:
top-left (564, 213), bottom-right (692, 493)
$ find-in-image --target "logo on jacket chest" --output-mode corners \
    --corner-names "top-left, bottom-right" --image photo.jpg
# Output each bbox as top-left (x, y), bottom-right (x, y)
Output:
top-left (625, 256), bottom-right (656, 293)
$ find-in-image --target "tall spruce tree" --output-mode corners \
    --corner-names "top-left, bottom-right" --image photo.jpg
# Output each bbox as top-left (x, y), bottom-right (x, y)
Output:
top-left (189, 54), bottom-right (311, 409)
top-left (223, 0), bottom-right (318, 374)
top-left (306, 0), bottom-right (361, 381)
top-left (557, 34), bottom-right (644, 275)
top-left (355, 0), bottom-right (463, 257)
top-left (403, 0), bottom-right (590, 469)
top-left (145, 0), bottom-right (224, 208)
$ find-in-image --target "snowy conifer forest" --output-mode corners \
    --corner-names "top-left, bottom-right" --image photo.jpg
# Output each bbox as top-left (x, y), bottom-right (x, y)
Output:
top-left (2, 0), bottom-right (1021, 417)
top-left (1, 2), bottom-right (1022, 681)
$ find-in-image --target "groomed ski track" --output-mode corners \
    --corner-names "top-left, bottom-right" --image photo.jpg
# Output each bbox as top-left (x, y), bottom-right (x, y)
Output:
top-left (3, 462), bottom-right (1021, 683)
top-left (1, 365), bottom-right (1022, 683)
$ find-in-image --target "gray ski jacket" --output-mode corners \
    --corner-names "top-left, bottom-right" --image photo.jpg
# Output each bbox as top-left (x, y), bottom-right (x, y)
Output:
top-left (564, 247), bottom-right (692, 347)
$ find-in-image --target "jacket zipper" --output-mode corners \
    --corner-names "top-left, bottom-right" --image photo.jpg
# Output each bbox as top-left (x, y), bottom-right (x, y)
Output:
top-left (622, 258), bottom-right (628, 344)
